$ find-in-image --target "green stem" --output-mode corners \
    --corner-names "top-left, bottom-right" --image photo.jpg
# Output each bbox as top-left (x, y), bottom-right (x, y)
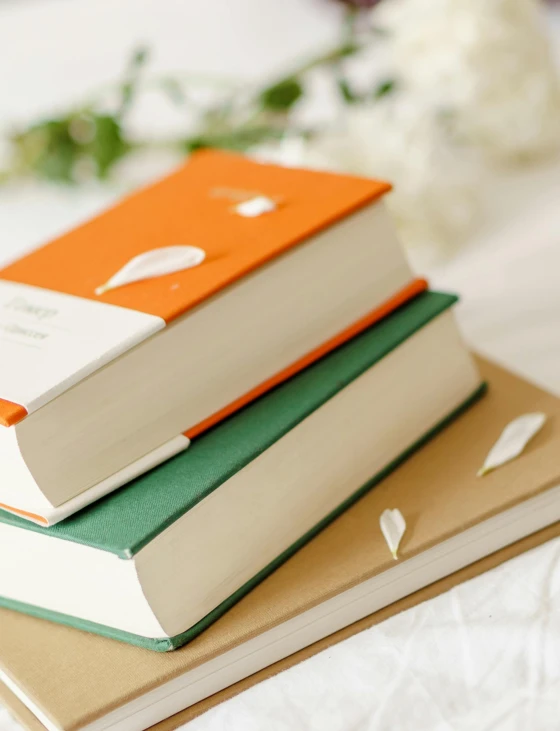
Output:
top-left (82, 71), bottom-right (242, 111)
top-left (343, 7), bottom-right (359, 43)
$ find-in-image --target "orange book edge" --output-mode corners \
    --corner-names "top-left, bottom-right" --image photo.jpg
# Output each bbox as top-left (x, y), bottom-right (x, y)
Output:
top-left (0, 399), bottom-right (28, 429)
top-left (0, 278), bottom-right (427, 525)
top-left (0, 504), bottom-right (47, 525)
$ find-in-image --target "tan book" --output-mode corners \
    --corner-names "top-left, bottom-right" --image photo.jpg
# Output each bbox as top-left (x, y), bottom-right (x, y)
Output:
top-left (2, 524), bottom-right (558, 731)
top-left (1, 357), bottom-right (559, 731)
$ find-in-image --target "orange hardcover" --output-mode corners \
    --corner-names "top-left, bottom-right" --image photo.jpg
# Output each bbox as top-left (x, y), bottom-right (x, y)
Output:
top-left (0, 150), bottom-right (424, 428)
top-left (0, 150), bottom-right (392, 320)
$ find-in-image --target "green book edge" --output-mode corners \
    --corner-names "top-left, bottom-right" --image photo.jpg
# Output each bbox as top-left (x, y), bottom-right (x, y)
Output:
top-left (0, 382), bottom-right (486, 652)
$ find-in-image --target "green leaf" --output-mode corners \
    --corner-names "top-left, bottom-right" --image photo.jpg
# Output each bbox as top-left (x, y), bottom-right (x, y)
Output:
top-left (13, 119), bottom-right (78, 183)
top-left (35, 143), bottom-right (76, 182)
top-left (159, 77), bottom-right (186, 106)
top-left (184, 137), bottom-right (207, 153)
top-left (374, 79), bottom-right (397, 99)
top-left (320, 42), bottom-right (360, 65)
top-left (118, 45), bottom-right (151, 118)
top-left (86, 114), bottom-right (128, 178)
top-left (131, 46), bottom-right (149, 69)
top-left (260, 77), bottom-right (303, 112)
top-left (337, 78), bottom-right (359, 104)
top-left (183, 125), bottom-right (285, 154)
top-left (11, 114), bottom-right (129, 182)
top-left (120, 82), bottom-right (134, 112)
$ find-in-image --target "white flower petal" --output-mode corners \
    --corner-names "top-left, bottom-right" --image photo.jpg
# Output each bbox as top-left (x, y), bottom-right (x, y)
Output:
top-left (477, 412), bottom-right (546, 477)
top-left (380, 508), bottom-right (406, 560)
top-left (234, 196), bottom-right (277, 218)
top-left (95, 246), bottom-right (206, 295)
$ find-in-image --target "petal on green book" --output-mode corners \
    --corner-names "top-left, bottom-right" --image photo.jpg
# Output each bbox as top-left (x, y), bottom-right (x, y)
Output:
top-left (380, 508), bottom-right (406, 560)
top-left (477, 412), bottom-right (546, 477)
top-left (95, 246), bottom-right (206, 295)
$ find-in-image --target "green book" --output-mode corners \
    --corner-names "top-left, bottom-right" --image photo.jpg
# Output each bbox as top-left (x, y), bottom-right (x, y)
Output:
top-left (0, 292), bottom-right (484, 651)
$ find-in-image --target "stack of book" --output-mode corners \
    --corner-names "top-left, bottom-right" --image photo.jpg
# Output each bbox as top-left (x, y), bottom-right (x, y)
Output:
top-left (0, 151), bottom-right (559, 731)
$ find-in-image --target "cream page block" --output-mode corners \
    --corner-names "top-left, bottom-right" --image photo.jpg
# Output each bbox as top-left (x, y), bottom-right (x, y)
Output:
top-left (0, 280), bottom-right (164, 414)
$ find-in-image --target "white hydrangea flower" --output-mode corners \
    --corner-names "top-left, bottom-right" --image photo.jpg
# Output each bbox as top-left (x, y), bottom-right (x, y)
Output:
top-left (319, 98), bottom-right (480, 260)
top-left (251, 98), bottom-right (479, 262)
top-left (251, 0), bottom-right (560, 257)
top-left (375, 0), bottom-right (560, 160)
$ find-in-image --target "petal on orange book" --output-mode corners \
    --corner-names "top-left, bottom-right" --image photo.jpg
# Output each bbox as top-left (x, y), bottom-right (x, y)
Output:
top-left (185, 277), bottom-right (428, 439)
top-left (0, 150), bottom-right (393, 323)
top-left (0, 399), bottom-right (28, 428)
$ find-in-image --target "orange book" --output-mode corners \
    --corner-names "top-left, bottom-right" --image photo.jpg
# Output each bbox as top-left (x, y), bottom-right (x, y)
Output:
top-left (0, 150), bottom-right (425, 525)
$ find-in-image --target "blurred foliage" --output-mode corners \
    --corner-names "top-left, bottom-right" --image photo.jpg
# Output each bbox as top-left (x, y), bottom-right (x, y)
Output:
top-left (0, 5), bottom-right (395, 185)
top-left (332, 0), bottom-right (383, 7)
top-left (10, 114), bottom-right (129, 183)
top-left (259, 78), bottom-right (304, 112)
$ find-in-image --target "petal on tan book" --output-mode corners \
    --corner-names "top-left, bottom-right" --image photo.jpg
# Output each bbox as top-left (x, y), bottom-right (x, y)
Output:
top-left (379, 508), bottom-right (406, 560)
top-left (477, 412), bottom-right (547, 476)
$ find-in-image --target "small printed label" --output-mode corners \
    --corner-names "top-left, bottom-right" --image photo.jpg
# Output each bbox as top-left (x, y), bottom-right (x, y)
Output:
top-left (0, 280), bottom-right (164, 416)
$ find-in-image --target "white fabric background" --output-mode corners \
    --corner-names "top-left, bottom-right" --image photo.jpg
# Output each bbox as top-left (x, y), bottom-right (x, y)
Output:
top-left (1, 1), bottom-right (560, 728)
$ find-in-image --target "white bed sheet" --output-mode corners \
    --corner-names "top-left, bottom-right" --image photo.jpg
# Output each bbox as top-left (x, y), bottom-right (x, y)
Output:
top-left (1, 1), bottom-right (560, 728)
